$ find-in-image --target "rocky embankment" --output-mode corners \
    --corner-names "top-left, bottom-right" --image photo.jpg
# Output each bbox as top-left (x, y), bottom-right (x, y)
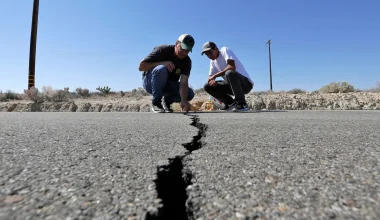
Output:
top-left (1, 92), bottom-right (379, 112)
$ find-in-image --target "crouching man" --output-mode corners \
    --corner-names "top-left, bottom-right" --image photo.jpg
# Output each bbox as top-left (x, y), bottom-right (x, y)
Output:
top-left (201, 41), bottom-right (254, 112)
top-left (139, 34), bottom-right (195, 113)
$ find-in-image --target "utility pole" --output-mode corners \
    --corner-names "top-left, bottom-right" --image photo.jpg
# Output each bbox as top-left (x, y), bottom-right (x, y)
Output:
top-left (28, 0), bottom-right (39, 89)
top-left (266, 39), bottom-right (273, 91)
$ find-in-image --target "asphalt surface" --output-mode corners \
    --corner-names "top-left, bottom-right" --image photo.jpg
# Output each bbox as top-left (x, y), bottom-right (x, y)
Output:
top-left (188, 111), bottom-right (380, 220)
top-left (1, 111), bottom-right (379, 220)
top-left (0, 113), bottom-right (197, 220)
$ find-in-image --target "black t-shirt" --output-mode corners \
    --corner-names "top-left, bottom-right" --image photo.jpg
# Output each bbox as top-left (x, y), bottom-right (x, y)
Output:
top-left (142, 44), bottom-right (192, 81)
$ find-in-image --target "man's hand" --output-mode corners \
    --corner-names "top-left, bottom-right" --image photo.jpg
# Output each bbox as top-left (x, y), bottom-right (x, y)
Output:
top-left (208, 79), bottom-right (217, 86)
top-left (208, 75), bottom-right (217, 86)
top-left (208, 75), bottom-right (216, 82)
top-left (163, 61), bottom-right (175, 72)
top-left (180, 101), bottom-right (192, 112)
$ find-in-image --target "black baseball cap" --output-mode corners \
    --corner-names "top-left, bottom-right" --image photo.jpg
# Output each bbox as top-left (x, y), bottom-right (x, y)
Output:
top-left (201, 41), bottom-right (217, 55)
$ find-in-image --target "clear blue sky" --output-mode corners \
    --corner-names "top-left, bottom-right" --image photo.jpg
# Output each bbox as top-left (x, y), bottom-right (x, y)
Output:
top-left (1, 0), bottom-right (379, 93)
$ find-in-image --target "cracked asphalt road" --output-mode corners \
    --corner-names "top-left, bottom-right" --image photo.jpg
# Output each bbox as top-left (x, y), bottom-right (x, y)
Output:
top-left (1, 111), bottom-right (379, 220)
top-left (0, 113), bottom-right (197, 220)
top-left (188, 111), bottom-right (380, 220)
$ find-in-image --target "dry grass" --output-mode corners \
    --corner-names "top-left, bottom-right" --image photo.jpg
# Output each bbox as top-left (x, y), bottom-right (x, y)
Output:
top-left (286, 88), bottom-right (307, 94)
top-left (0, 90), bottom-right (22, 102)
top-left (366, 82), bottom-right (380, 92)
top-left (319, 81), bottom-right (355, 93)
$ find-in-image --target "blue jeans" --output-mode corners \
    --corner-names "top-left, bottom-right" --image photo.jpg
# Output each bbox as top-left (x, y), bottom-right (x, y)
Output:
top-left (143, 65), bottom-right (194, 104)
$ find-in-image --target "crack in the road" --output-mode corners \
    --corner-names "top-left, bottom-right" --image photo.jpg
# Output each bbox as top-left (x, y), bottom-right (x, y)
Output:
top-left (145, 114), bottom-right (207, 220)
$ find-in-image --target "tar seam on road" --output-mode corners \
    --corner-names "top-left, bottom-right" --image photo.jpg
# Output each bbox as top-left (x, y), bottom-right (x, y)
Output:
top-left (145, 114), bottom-right (207, 220)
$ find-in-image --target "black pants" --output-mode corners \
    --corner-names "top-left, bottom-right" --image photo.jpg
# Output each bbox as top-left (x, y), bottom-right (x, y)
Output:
top-left (203, 70), bottom-right (253, 105)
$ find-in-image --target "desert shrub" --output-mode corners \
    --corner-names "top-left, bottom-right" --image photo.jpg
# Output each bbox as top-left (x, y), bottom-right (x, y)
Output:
top-left (310, 90), bottom-right (319, 95)
top-left (367, 82), bottom-right (380, 92)
top-left (251, 90), bottom-right (270, 95)
top-left (7, 90), bottom-right (20, 100)
top-left (0, 91), bottom-right (5, 102)
top-left (96, 86), bottom-right (112, 95)
top-left (51, 87), bottom-right (70, 102)
top-left (40, 86), bottom-right (70, 102)
top-left (121, 87), bottom-right (149, 100)
top-left (0, 90), bottom-right (21, 101)
top-left (195, 87), bottom-right (206, 95)
top-left (131, 87), bottom-right (149, 96)
top-left (76, 87), bottom-right (90, 97)
top-left (319, 81), bottom-right (355, 93)
top-left (375, 82), bottom-right (380, 92)
top-left (41, 86), bottom-right (55, 98)
top-left (287, 88), bottom-right (307, 94)
top-left (23, 87), bottom-right (43, 103)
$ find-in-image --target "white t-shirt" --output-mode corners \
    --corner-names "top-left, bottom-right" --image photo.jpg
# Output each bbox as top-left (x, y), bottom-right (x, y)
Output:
top-left (209, 47), bottom-right (254, 85)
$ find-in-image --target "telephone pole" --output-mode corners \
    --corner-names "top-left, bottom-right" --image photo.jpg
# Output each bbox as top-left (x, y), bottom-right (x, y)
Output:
top-left (266, 39), bottom-right (273, 91)
top-left (28, 0), bottom-right (39, 89)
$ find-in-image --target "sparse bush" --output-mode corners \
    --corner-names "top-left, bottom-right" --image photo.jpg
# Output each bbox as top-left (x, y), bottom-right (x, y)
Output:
top-left (319, 81), bottom-right (355, 93)
top-left (287, 88), bottom-right (307, 94)
top-left (40, 86), bottom-right (70, 102)
top-left (251, 90), bottom-right (271, 95)
top-left (131, 87), bottom-right (149, 96)
top-left (42, 86), bottom-right (55, 98)
top-left (368, 82), bottom-right (380, 92)
top-left (121, 87), bottom-right (149, 100)
top-left (23, 87), bottom-right (43, 103)
top-left (76, 87), bottom-right (90, 97)
top-left (96, 86), bottom-right (112, 95)
top-left (120, 91), bottom-right (125, 97)
top-left (0, 91), bottom-right (5, 102)
top-left (0, 90), bottom-right (21, 101)
top-left (195, 87), bottom-right (206, 95)
top-left (51, 87), bottom-right (70, 102)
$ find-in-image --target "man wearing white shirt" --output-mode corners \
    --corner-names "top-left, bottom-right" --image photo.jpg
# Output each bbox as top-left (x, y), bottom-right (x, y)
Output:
top-left (201, 41), bottom-right (254, 112)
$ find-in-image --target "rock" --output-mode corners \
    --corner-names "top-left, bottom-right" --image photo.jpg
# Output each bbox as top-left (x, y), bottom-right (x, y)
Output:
top-left (77, 103), bottom-right (92, 112)
top-left (4, 195), bottom-right (24, 204)
top-left (7, 103), bottom-right (17, 112)
top-left (199, 101), bottom-right (214, 111)
top-left (89, 104), bottom-right (103, 112)
top-left (191, 100), bottom-right (205, 111)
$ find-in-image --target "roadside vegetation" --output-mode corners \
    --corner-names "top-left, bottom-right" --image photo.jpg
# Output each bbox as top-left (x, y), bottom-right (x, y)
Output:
top-left (0, 81), bottom-right (379, 103)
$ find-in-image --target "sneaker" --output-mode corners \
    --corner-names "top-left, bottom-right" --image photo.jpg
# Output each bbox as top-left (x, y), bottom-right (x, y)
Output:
top-left (151, 103), bottom-right (165, 113)
top-left (233, 103), bottom-right (249, 112)
top-left (220, 101), bottom-right (237, 111)
top-left (162, 101), bottom-right (173, 113)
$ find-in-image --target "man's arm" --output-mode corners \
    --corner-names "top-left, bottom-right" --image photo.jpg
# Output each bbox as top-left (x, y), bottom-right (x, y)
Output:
top-left (138, 45), bottom-right (174, 72)
top-left (209, 59), bottom-right (235, 79)
top-left (139, 60), bottom-right (168, 72)
top-left (179, 74), bottom-right (189, 102)
top-left (179, 74), bottom-right (192, 112)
